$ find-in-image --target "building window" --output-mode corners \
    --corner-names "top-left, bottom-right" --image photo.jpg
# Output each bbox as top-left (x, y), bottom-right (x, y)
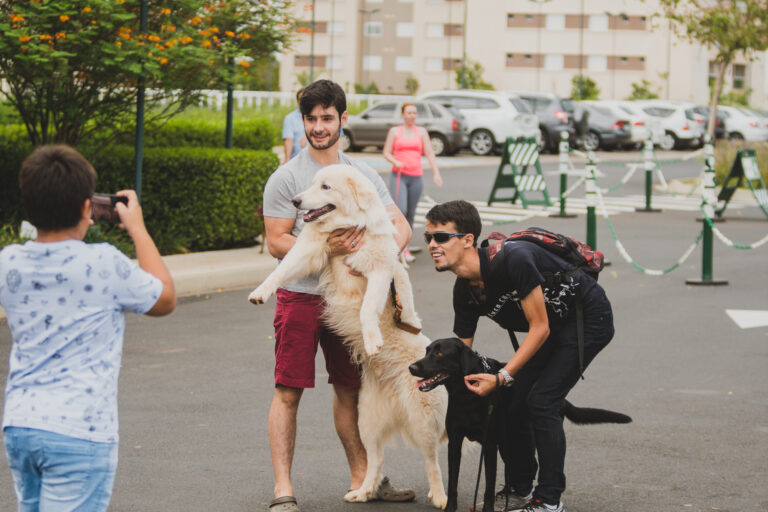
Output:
top-left (328, 55), bottom-right (343, 70)
top-left (444, 23), bottom-right (463, 36)
top-left (545, 54), bottom-right (564, 71)
top-left (396, 56), bottom-right (413, 72)
top-left (363, 55), bottom-right (382, 71)
top-left (425, 58), bottom-right (443, 72)
top-left (546, 14), bottom-right (565, 30)
top-left (426, 23), bottom-right (443, 38)
top-left (329, 21), bottom-right (344, 35)
top-left (364, 21), bottom-right (382, 37)
top-left (397, 22), bottom-right (413, 37)
top-left (443, 58), bottom-right (461, 71)
top-left (733, 64), bottom-right (746, 89)
top-left (588, 55), bottom-right (607, 72)
top-left (589, 14), bottom-right (608, 31)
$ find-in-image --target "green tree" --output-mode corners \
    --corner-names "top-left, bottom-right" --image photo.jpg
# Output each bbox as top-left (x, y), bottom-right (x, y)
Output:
top-left (0, 0), bottom-right (295, 146)
top-left (656, 0), bottom-right (768, 136)
top-left (625, 79), bottom-right (660, 100)
top-left (455, 60), bottom-right (494, 90)
top-left (405, 75), bottom-right (419, 95)
top-left (571, 75), bottom-right (600, 100)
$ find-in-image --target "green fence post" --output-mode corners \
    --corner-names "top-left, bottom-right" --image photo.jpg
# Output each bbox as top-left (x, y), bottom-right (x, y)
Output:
top-left (552, 130), bottom-right (577, 218)
top-left (686, 135), bottom-right (728, 286)
top-left (585, 150), bottom-right (598, 250)
top-left (636, 136), bottom-right (661, 212)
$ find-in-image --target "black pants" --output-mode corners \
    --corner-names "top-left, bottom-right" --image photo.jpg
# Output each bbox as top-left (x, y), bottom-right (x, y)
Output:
top-left (499, 295), bottom-right (614, 505)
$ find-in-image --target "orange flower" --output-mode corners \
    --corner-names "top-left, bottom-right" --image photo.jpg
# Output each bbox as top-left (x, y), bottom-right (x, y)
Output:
top-left (160, 8), bottom-right (171, 15)
top-left (82, 7), bottom-right (91, 12)
top-left (210, 27), bottom-right (219, 33)
top-left (225, 30), bottom-right (234, 37)
top-left (201, 40), bottom-right (212, 47)
top-left (116, 41), bottom-right (122, 46)
top-left (159, 57), bottom-right (168, 65)
top-left (238, 60), bottom-right (250, 68)
top-left (18, 35), bottom-right (30, 42)
top-left (11, 14), bottom-right (24, 22)
top-left (59, 15), bottom-right (70, 22)
top-left (55, 32), bottom-right (66, 39)
top-left (39, 34), bottom-right (52, 41)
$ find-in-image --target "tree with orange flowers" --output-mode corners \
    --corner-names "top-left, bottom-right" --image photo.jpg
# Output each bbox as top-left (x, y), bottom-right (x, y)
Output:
top-left (0, 0), bottom-right (295, 146)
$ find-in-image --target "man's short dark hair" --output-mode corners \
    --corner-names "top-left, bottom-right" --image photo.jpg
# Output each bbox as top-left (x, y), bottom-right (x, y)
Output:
top-left (19, 145), bottom-right (97, 231)
top-left (425, 200), bottom-right (482, 247)
top-left (299, 79), bottom-right (346, 119)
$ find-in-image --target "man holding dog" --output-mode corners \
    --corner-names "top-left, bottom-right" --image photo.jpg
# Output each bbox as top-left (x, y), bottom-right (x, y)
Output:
top-left (424, 200), bottom-right (615, 512)
top-left (259, 79), bottom-right (414, 512)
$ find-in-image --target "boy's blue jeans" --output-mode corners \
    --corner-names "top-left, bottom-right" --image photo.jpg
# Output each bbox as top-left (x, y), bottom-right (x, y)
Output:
top-left (3, 427), bottom-right (118, 512)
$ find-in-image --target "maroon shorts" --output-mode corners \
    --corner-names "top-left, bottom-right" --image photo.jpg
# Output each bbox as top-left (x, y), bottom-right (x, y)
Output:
top-left (273, 288), bottom-right (361, 389)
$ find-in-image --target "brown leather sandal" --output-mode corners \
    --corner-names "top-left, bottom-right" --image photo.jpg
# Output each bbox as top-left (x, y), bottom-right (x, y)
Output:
top-left (269, 496), bottom-right (300, 512)
top-left (373, 477), bottom-right (416, 502)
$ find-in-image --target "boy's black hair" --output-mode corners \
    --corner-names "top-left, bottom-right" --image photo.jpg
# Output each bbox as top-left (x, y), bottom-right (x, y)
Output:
top-left (299, 79), bottom-right (346, 119)
top-left (425, 200), bottom-right (482, 247)
top-left (19, 145), bottom-right (97, 231)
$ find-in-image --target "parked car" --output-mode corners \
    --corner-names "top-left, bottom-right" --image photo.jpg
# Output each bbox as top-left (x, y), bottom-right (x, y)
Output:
top-left (418, 89), bottom-right (539, 156)
top-left (588, 100), bottom-right (665, 147)
top-left (513, 91), bottom-right (575, 153)
top-left (691, 105), bottom-right (727, 139)
top-left (717, 105), bottom-right (768, 141)
top-left (341, 99), bottom-right (469, 156)
top-left (572, 103), bottom-right (632, 151)
top-left (635, 101), bottom-right (704, 150)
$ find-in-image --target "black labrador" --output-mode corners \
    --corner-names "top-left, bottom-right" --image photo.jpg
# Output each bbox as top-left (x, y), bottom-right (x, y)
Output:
top-left (408, 337), bottom-right (631, 512)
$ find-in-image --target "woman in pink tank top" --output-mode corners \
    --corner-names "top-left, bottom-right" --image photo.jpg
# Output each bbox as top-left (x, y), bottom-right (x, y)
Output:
top-left (383, 103), bottom-right (443, 263)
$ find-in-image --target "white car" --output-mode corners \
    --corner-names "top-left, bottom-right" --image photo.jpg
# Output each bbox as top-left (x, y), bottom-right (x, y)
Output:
top-left (635, 101), bottom-right (704, 150)
top-left (418, 89), bottom-right (539, 155)
top-left (718, 105), bottom-right (768, 141)
top-left (614, 101), bottom-right (666, 146)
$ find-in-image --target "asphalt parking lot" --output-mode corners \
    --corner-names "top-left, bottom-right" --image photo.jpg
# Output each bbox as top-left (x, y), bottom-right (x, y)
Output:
top-left (0, 151), bottom-right (766, 512)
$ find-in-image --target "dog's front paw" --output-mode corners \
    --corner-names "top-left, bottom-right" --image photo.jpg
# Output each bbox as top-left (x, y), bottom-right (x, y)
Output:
top-left (400, 311), bottom-right (422, 330)
top-left (363, 328), bottom-right (383, 356)
top-left (428, 489), bottom-right (448, 510)
top-left (247, 285), bottom-right (274, 305)
top-left (344, 487), bottom-right (374, 503)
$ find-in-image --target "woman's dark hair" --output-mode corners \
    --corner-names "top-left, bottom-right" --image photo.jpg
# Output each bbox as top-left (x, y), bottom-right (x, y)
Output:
top-left (19, 145), bottom-right (97, 231)
top-left (299, 79), bottom-right (346, 119)
top-left (425, 200), bottom-right (482, 247)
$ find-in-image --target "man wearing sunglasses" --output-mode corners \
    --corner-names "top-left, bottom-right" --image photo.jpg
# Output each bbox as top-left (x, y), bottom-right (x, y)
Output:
top-left (424, 200), bottom-right (615, 512)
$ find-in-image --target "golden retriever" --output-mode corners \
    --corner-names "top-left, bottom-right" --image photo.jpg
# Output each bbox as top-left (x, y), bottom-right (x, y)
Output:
top-left (248, 164), bottom-right (448, 508)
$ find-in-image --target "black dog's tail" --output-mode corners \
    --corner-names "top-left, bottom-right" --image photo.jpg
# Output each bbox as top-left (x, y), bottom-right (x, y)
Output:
top-left (562, 400), bottom-right (632, 424)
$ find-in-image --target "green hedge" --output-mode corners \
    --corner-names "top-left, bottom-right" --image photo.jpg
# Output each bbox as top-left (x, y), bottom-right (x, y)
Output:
top-left (90, 145), bottom-right (277, 254)
top-left (1, 141), bottom-right (278, 255)
top-left (120, 117), bottom-right (278, 151)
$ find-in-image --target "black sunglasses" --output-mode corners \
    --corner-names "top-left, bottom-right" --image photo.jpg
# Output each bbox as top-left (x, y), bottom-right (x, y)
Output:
top-left (424, 232), bottom-right (467, 244)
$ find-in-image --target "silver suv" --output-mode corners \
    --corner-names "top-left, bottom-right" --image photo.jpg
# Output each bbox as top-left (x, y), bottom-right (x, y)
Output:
top-left (418, 90), bottom-right (539, 156)
top-left (341, 100), bottom-right (469, 156)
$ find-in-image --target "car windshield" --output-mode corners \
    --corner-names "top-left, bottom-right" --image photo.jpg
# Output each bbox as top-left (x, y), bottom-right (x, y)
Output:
top-left (643, 107), bottom-right (674, 118)
top-left (561, 99), bottom-right (575, 113)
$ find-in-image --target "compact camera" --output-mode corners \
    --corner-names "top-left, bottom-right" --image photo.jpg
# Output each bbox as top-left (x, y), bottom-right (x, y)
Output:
top-left (92, 194), bottom-right (127, 223)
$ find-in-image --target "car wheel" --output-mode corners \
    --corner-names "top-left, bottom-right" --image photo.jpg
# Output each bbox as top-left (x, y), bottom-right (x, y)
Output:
top-left (658, 131), bottom-right (677, 151)
top-left (469, 129), bottom-right (495, 156)
top-left (341, 133), bottom-right (361, 152)
top-left (729, 132), bottom-right (744, 140)
top-left (429, 133), bottom-right (448, 156)
top-left (582, 131), bottom-right (600, 151)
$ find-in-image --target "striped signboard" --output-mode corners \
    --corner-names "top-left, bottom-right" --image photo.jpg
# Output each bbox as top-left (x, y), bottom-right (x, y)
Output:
top-left (507, 141), bottom-right (539, 166)
top-left (488, 137), bottom-right (551, 208)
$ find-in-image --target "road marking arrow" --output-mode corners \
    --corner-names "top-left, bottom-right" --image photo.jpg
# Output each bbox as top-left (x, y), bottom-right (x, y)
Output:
top-left (725, 309), bottom-right (768, 329)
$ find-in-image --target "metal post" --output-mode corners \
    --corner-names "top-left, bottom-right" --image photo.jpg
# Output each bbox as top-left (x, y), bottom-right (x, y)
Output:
top-left (133, 0), bottom-right (148, 203)
top-left (585, 150), bottom-right (598, 250)
top-left (553, 130), bottom-right (576, 218)
top-left (636, 136), bottom-right (661, 212)
top-left (686, 135), bottom-right (728, 286)
top-left (225, 58), bottom-right (234, 149)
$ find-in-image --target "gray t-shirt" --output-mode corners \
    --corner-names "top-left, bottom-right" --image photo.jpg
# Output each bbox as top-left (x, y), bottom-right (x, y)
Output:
top-left (262, 149), bottom-right (394, 295)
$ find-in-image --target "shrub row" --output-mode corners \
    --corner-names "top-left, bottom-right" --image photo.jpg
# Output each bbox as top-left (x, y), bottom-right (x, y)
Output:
top-left (1, 137), bottom-right (278, 254)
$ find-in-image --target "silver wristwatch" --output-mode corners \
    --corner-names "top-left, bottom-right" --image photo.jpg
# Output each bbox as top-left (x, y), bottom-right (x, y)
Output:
top-left (499, 368), bottom-right (514, 387)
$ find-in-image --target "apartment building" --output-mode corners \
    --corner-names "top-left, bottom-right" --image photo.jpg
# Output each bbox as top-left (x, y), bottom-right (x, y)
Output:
top-left (279, 0), bottom-right (767, 107)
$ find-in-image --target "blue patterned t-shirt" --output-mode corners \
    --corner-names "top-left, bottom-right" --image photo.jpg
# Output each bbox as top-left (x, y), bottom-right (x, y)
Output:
top-left (0, 240), bottom-right (162, 443)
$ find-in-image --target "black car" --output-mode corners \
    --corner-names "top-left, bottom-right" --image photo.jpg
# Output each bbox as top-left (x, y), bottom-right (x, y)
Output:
top-left (691, 105), bottom-right (727, 139)
top-left (515, 91), bottom-right (576, 153)
top-left (573, 104), bottom-right (632, 151)
top-left (341, 100), bottom-right (468, 156)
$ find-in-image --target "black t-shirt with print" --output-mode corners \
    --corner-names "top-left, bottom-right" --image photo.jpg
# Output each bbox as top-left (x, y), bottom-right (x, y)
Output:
top-left (453, 240), bottom-right (606, 340)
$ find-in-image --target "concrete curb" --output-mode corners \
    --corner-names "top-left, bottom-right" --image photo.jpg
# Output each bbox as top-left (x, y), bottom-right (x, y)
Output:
top-left (0, 246), bottom-right (277, 321)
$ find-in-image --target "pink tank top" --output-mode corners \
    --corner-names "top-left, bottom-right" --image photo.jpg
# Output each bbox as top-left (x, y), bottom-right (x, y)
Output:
top-left (392, 126), bottom-right (424, 177)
